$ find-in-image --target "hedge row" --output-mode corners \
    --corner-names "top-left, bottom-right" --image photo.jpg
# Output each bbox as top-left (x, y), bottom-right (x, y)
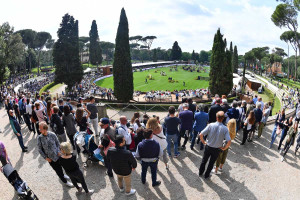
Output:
top-left (39, 82), bottom-right (55, 95)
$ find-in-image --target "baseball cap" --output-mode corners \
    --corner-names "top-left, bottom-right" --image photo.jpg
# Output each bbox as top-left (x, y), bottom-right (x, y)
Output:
top-left (99, 118), bottom-right (110, 126)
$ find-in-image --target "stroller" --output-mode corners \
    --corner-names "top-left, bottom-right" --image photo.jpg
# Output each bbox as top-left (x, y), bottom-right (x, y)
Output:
top-left (74, 131), bottom-right (104, 167)
top-left (1, 162), bottom-right (38, 200)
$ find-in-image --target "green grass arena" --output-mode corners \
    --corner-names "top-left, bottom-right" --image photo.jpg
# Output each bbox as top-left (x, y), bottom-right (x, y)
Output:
top-left (95, 66), bottom-right (210, 92)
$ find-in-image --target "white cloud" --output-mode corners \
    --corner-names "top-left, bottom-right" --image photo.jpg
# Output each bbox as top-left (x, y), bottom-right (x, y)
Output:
top-left (0, 0), bottom-right (290, 55)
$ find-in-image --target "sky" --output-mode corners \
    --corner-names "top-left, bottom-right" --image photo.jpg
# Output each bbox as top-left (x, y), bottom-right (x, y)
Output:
top-left (0, 0), bottom-right (292, 55)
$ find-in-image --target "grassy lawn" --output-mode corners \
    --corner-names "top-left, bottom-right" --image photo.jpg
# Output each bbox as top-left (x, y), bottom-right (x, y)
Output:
top-left (31, 66), bottom-right (55, 73)
top-left (49, 83), bottom-right (65, 93)
top-left (96, 66), bottom-right (209, 92)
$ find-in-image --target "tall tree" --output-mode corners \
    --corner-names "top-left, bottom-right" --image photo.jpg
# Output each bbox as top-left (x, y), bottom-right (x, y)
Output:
top-left (89, 20), bottom-right (102, 65)
top-left (140, 36), bottom-right (157, 49)
top-left (34, 31), bottom-right (51, 75)
top-left (53, 13), bottom-right (83, 89)
top-left (199, 50), bottom-right (209, 64)
top-left (191, 50), bottom-right (196, 62)
top-left (209, 29), bottom-right (232, 95)
top-left (113, 8), bottom-right (133, 102)
top-left (252, 47), bottom-right (269, 75)
top-left (170, 41), bottom-right (182, 60)
top-left (232, 45), bottom-right (239, 73)
top-left (152, 48), bottom-right (157, 62)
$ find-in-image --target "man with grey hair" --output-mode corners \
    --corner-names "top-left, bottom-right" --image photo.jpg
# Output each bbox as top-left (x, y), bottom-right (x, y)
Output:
top-left (178, 103), bottom-right (193, 150)
top-left (256, 97), bottom-right (264, 111)
top-left (257, 103), bottom-right (270, 138)
top-left (118, 116), bottom-right (132, 150)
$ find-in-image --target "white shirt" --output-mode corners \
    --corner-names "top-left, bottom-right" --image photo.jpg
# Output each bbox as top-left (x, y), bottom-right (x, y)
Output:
top-left (26, 103), bottom-right (32, 115)
top-left (152, 129), bottom-right (168, 150)
top-left (118, 124), bottom-right (132, 145)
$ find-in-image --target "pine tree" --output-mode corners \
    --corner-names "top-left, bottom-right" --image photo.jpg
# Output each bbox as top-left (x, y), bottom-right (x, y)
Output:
top-left (170, 41), bottom-right (182, 60)
top-left (53, 13), bottom-right (83, 89)
top-left (153, 48), bottom-right (157, 62)
top-left (113, 8), bottom-right (133, 102)
top-left (191, 50), bottom-right (196, 62)
top-left (209, 29), bottom-right (233, 95)
top-left (89, 20), bottom-right (102, 65)
top-left (232, 45), bottom-right (239, 73)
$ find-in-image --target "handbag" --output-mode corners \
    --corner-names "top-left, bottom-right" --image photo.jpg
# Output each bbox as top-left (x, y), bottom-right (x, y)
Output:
top-left (276, 125), bottom-right (282, 136)
top-left (87, 127), bottom-right (94, 135)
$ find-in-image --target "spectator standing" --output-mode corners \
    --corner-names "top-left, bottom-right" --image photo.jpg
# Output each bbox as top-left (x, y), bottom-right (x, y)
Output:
top-left (107, 135), bottom-right (137, 196)
top-left (257, 103), bottom-right (271, 138)
top-left (62, 105), bottom-right (77, 150)
top-left (8, 110), bottom-right (27, 152)
top-left (87, 96), bottom-right (99, 140)
top-left (178, 103), bottom-right (193, 150)
top-left (37, 122), bottom-right (73, 187)
top-left (251, 103), bottom-right (262, 140)
top-left (241, 111), bottom-right (256, 145)
top-left (191, 104), bottom-right (209, 150)
top-left (135, 129), bottom-right (163, 187)
top-left (50, 106), bottom-right (67, 143)
top-left (208, 98), bottom-right (223, 123)
top-left (59, 142), bottom-right (94, 194)
top-left (117, 116), bottom-right (132, 150)
top-left (199, 111), bottom-right (231, 179)
top-left (75, 107), bottom-right (91, 132)
top-left (164, 106), bottom-right (181, 157)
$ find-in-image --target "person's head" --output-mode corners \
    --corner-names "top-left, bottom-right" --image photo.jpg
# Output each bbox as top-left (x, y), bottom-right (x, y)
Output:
top-left (183, 103), bottom-right (189, 110)
top-left (53, 106), bottom-right (59, 114)
top-left (26, 98), bottom-right (30, 104)
top-left (75, 107), bottom-right (84, 121)
top-left (222, 99), bottom-right (228, 105)
top-left (63, 105), bottom-right (70, 116)
top-left (216, 111), bottom-right (225, 122)
top-left (99, 118), bottom-right (110, 129)
top-left (256, 102), bottom-right (262, 109)
top-left (232, 101), bottom-right (238, 108)
top-left (254, 95), bottom-right (257, 98)
top-left (67, 98), bottom-right (71, 103)
top-left (221, 95), bottom-right (227, 99)
top-left (248, 110), bottom-right (256, 125)
top-left (188, 98), bottom-right (193, 104)
top-left (135, 118), bottom-right (141, 127)
top-left (198, 104), bottom-right (205, 112)
top-left (215, 94), bottom-right (219, 98)
top-left (258, 97), bottom-right (262, 102)
top-left (281, 108), bottom-right (285, 115)
top-left (41, 95), bottom-right (44, 101)
top-left (136, 127), bottom-right (145, 138)
top-left (114, 135), bottom-right (125, 147)
top-left (227, 119), bottom-right (236, 140)
top-left (89, 96), bottom-right (95, 103)
top-left (289, 116), bottom-right (293, 123)
top-left (120, 116), bottom-right (127, 125)
top-left (182, 98), bottom-right (187, 104)
top-left (39, 121), bottom-right (48, 135)
top-left (131, 112), bottom-right (140, 124)
top-left (53, 97), bottom-right (57, 101)
top-left (168, 106), bottom-right (176, 115)
top-left (146, 117), bottom-right (160, 132)
top-left (36, 95), bottom-right (41, 100)
top-left (143, 128), bottom-right (153, 139)
top-left (237, 101), bottom-right (242, 107)
top-left (8, 110), bottom-right (14, 117)
top-left (215, 98), bottom-right (221, 104)
top-left (265, 103), bottom-right (269, 109)
top-left (60, 142), bottom-right (72, 155)
top-left (58, 99), bottom-right (63, 105)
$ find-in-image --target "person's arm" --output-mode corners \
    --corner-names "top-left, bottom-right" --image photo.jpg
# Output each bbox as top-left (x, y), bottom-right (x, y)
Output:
top-left (129, 152), bottom-right (137, 169)
top-left (84, 107), bottom-right (91, 119)
top-left (221, 140), bottom-right (231, 151)
top-left (37, 137), bottom-right (47, 160)
top-left (3, 146), bottom-right (9, 163)
top-left (9, 120), bottom-right (20, 136)
top-left (200, 133), bottom-right (206, 145)
top-left (53, 134), bottom-right (61, 156)
top-left (135, 146), bottom-right (140, 160)
top-left (158, 144), bottom-right (163, 158)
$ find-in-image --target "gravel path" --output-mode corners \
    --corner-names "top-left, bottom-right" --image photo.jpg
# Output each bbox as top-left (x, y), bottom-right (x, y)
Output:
top-left (1, 107), bottom-right (300, 200)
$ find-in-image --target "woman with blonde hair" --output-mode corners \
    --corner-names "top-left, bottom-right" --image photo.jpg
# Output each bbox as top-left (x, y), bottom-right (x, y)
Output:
top-left (213, 119), bottom-right (236, 174)
top-left (59, 142), bottom-right (94, 194)
top-left (146, 118), bottom-right (169, 169)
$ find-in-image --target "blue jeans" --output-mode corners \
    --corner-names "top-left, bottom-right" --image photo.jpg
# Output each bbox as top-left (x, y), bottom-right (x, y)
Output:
top-left (17, 132), bottom-right (25, 150)
top-left (270, 125), bottom-right (279, 148)
top-left (166, 134), bottom-right (178, 155)
top-left (191, 130), bottom-right (199, 149)
top-left (141, 160), bottom-right (158, 186)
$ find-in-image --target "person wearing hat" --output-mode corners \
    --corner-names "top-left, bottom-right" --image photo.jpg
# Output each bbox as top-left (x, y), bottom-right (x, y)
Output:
top-left (208, 98), bottom-right (223, 123)
top-left (99, 118), bottom-right (116, 140)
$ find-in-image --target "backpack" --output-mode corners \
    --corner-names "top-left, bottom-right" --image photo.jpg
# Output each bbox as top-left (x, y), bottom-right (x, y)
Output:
top-left (50, 115), bottom-right (58, 133)
top-left (115, 126), bottom-right (126, 135)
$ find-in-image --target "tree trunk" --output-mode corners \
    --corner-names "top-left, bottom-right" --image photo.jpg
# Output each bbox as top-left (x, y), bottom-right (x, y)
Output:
top-left (295, 49), bottom-right (297, 80)
top-left (38, 50), bottom-right (41, 76)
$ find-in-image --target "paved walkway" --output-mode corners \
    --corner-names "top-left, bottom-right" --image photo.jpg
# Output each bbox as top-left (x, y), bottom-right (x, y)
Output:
top-left (1, 107), bottom-right (300, 200)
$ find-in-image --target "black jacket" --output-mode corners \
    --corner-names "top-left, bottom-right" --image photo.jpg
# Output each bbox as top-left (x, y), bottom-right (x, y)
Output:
top-left (107, 146), bottom-right (137, 176)
top-left (50, 113), bottom-right (65, 135)
top-left (208, 104), bottom-right (223, 123)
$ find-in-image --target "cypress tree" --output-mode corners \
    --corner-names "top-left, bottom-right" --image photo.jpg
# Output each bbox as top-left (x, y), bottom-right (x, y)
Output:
top-left (113, 8), bottom-right (133, 102)
top-left (191, 50), bottom-right (196, 62)
top-left (232, 45), bottom-right (239, 73)
top-left (209, 29), bottom-right (233, 95)
top-left (89, 20), bottom-right (102, 65)
top-left (53, 13), bottom-right (83, 89)
top-left (170, 41), bottom-right (182, 60)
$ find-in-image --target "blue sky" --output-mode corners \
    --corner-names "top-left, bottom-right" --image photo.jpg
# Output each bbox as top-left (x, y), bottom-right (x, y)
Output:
top-left (0, 0), bottom-right (291, 55)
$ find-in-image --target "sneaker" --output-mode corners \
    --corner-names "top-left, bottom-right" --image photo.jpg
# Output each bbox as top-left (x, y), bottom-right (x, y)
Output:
top-left (166, 163), bottom-right (169, 170)
top-left (190, 146), bottom-right (194, 151)
top-left (65, 181), bottom-right (74, 187)
top-left (219, 168), bottom-right (223, 172)
top-left (168, 153), bottom-right (172, 157)
top-left (174, 153), bottom-right (180, 158)
top-left (281, 157), bottom-right (285, 162)
top-left (279, 150), bottom-right (282, 154)
top-left (86, 189), bottom-right (94, 195)
top-left (125, 189), bottom-right (136, 196)
top-left (181, 146), bottom-right (186, 150)
top-left (22, 149), bottom-right (28, 153)
top-left (64, 175), bottom-right (70, 180)
top-left (24, 146), bottom-right (28, 149)
top-left (119, 188), bottom-right (125, 193)
top-left (204, 175), bottom-right (212, 180)
top-left (211, 169), bottom-right (218, 175)
top-left (152, 181), bottom-right (161, 187)
top-left (77, 186), bottom-right (82, 193)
